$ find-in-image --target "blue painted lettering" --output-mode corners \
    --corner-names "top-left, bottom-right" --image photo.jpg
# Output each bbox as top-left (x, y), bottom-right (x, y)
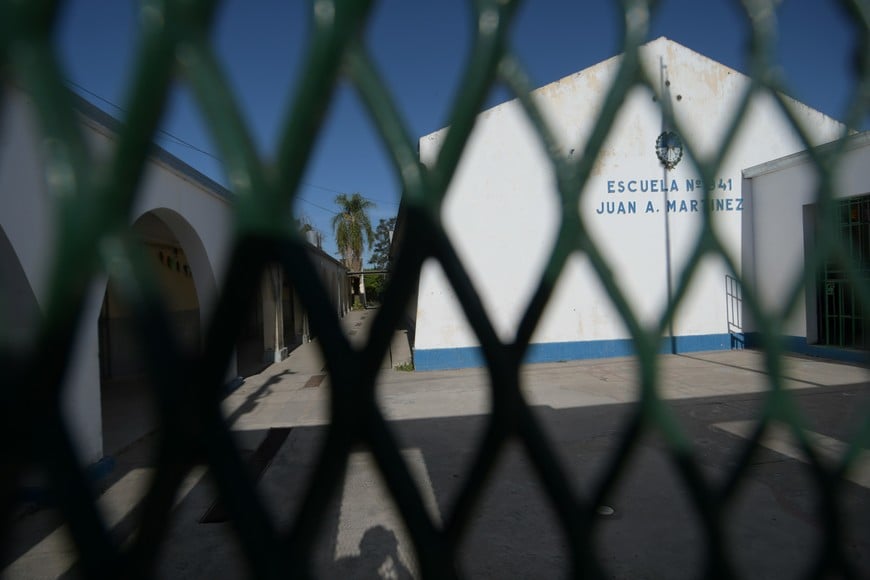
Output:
top-left (606, 178), bottom-right (699, 195)
top-left (659, 197), bottom-right (745, 213)
top-left (596, 201), bottom-right (637, 214)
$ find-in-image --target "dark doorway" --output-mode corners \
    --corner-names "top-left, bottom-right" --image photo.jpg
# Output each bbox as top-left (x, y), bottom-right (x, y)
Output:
top-left (98, 213), bottom-right (202, 455)
top-left (236, 288), bottom-right (266, 377)
top-left (819, 194), bottom-right (870, 349)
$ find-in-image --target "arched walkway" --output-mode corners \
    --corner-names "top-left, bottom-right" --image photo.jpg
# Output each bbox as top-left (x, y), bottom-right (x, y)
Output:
top-left (99, 209), bottom-right (213, 455)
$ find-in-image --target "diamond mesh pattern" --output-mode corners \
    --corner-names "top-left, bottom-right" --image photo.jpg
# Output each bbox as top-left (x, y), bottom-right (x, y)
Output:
top-left (1, 0), bottom-right (869, 578)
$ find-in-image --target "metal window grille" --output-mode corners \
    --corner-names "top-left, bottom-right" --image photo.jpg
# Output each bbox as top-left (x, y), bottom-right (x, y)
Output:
top-left (1, 0), bottom-right (869, 578)
top-left (725, 274), bottom-right (743, 349)
top-left (821, 195), bottom-right (870, 348)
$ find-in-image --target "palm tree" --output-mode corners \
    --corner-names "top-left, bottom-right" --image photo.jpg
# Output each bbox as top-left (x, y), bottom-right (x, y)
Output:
top-left (332, 192), bottom-right (375, 306)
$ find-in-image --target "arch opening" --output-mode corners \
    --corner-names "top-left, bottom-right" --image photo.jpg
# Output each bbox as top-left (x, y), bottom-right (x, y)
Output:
top-left (98, 210), bottom-right (207, 455)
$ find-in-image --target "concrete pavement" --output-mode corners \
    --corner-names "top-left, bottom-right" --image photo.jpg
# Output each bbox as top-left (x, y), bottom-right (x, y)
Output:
top-left (4, 310), bottom-right (870, 578)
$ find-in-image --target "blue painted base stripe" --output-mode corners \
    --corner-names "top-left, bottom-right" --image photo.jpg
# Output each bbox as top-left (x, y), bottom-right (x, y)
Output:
top-left (745, 333), bottom-right (870, 365)
top-left (414, 333), bottom-right (738, 371)
top-left (415, 346), bottom-right (485, 371)
top-left (18, 456), bottom-right (116, 506)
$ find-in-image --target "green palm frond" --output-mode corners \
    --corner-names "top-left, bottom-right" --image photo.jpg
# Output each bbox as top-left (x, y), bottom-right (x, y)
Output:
top-left (333, 192), bottom-right (375, 270)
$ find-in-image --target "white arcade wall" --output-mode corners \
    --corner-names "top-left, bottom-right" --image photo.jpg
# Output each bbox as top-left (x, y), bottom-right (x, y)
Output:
top-left (413, 37), bottom-right (846, 370)
top-left (0, 88), bottom-right (233, 464)
top-left (1, 88), bottom-right (349, 464)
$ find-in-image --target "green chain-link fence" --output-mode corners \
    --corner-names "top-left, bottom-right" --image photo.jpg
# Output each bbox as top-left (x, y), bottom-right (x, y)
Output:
top-left (1, 0), bottom-right (869, 578)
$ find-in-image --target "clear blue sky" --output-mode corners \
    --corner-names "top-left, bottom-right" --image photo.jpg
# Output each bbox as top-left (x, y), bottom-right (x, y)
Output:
top-left (57, 0), bottom-right (864, 261)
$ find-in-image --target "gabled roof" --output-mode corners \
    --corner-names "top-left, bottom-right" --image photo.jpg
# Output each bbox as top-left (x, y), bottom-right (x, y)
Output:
top-left (422, 36), bottom-right (844, 143)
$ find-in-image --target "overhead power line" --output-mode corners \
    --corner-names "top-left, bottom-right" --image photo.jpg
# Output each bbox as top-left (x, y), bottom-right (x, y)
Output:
top-left (66, 80), bottom-right (401, 211)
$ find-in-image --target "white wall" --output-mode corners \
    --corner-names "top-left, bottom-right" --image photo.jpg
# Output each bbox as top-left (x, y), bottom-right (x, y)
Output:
top-left (0, 90), bottom-right (56, 319)
top-left (414, 38), bottom-right (846, 369)
top-left (745, 132), bottom-right (870, 340)
top-left (0, 89), bottom-right (235, 463)
top-left (2, 86), bottom-right (351, 462)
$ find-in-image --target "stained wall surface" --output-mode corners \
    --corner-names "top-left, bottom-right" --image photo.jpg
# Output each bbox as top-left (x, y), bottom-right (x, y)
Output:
top-left (414, 38), bottom-right (846, 370)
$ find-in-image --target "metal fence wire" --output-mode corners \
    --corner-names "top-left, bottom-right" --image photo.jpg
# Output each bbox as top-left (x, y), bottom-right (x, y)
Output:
top-left (1, 0), bottom-right (870, 578)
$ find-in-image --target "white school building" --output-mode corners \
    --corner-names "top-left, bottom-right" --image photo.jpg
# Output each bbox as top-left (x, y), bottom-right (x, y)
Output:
top-left (410, 37), bottom-right (864, 370)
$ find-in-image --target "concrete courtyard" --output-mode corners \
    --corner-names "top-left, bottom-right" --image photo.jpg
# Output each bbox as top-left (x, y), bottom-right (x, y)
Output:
top-left (4, 308), bottom-right (870, 578)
